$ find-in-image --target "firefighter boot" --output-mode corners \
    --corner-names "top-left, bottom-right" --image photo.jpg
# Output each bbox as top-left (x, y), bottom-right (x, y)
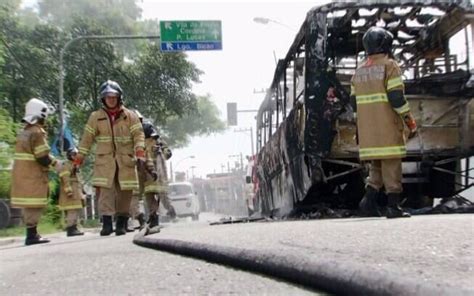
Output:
top-left (125, 218), bottom-right (135, 233)
top-left (135, 213), bottom-right (146, 230)
top-left (25, 226), bottom-right (50, 246)
top-left (167, 206), bottom-right (177, 220)
top-left (100, 215), bottom-right (113, 236)
top-left (66, 225), bottom-right (84, 237)
top-left (115, 216), bottom-right (128, 236)
top-left (386, 193), bottom-right (411, 219)
top-left (148, 213), bottom-right (159, 229)
top-left (358, 186), bottom-right (381, 217)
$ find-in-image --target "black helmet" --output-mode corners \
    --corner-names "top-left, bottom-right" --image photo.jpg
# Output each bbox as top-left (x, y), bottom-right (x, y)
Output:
top-left (362, 27), bottom-right (393, 55)
top-left (99, 80), bottom-right (123, 105)
top-left (142, 122), bottom-right (159, 139)
top-left (66, 147), bottom-right (78, 161)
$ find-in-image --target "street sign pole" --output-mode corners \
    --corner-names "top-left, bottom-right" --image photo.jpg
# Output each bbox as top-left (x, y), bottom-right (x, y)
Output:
top-left (58, 34), bottom-right (160, 154)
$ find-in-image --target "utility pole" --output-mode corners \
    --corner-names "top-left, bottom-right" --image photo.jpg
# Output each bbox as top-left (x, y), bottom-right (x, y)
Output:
top-left (58, 34), bottom-right (160, 154)
top-left (234, 127), bottom-right (255, 156)
top-left (169, 161), bottom-right (173, 182)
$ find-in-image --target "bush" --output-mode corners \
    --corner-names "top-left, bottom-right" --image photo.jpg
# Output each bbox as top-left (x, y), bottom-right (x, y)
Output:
top-left (0, 108), bottom-right (17, 199)
top-left (0, 170), bottom-right (11, 199)
top-left (41, 203), bottom-right (62, 226)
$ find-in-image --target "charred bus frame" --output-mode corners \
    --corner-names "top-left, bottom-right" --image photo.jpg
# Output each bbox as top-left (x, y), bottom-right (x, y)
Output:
top-left (255, 0), bottom-right (474, 216)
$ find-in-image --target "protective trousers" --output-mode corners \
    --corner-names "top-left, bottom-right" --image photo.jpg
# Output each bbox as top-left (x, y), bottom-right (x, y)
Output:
top-left (129, 194), bottom-right (141, 219)
top-left (145, 193), bottom-right (159, 215)
top-left (23, 208), bottom-right (43, 227)
top-left (367, 158), bottom-right (402, 194)
top-left (157, 192), bottom-right (172, 210)
top-left (130, 166), bottom-right (146, 218)
top-left (98, 170), bottom-right (133, 216)
top-left (65, 209), bottom-right (80, 227)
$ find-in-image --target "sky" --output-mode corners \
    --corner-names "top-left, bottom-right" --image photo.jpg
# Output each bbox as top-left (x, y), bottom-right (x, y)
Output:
top-left (138, 0), bottom-right (326, 178)
top-left (19, 0), bottom-right (323, 178)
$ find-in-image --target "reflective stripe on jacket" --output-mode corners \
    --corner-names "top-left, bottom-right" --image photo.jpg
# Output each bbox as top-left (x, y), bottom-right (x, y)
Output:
top-left (350, 54), bottom-right (409, 160)
top-left (143, 138), bottom-right (172, 194)
top-left (10, 125), bottom-right (52, 208)
top-left (78, 107), bottom-right (145, 190)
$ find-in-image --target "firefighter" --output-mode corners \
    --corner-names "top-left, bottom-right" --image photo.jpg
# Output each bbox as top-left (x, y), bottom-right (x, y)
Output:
top-left (58, 147), bottom-right (85, 236)
top-left (128, 109), bottom-right (146, 231)
top-left (74, 80), bottom-right (145, 236)
top-left (350, 27), bottom-right (416, 218)
top-left (142, 122), bottom-right (176, 229)
top-left (11, 98), bottom-right (60, 245)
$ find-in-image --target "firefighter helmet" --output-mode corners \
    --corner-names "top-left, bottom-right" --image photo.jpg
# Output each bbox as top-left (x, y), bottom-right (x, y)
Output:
top-left (142, 122), bottom-right (159, 139)
top-left (22, 98), bottom-right (54, 125)
top-left (66, 147), bottom-right (78, 161)
top-left (362, 27), bottom-right (394, 55)
top-left (98, 80), bottom-right (123, 105)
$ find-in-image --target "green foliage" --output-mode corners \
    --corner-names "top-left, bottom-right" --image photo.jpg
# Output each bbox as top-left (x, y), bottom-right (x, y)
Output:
top-left (123, 44), bottom-right (202, 122)
top-left (82, 218), bottom-right (100, 228)
top-left (0, 108), bottom-right (17, 147)
top-left (0, 108), bottom-right (18, 198)
top-left (162, 95), bottom-right (227, 148)
top-left (48, 172), bottom-right (60, 204)
top-left (0, 220), bottom-right (61, 237)
top-left (0, 6), bottom-right (63, 120)
top-left (0, 0), bottom-right (225, 166)
top-left (41, 202), bottom-right (62, 226)
top-left (38, 0), bottom-right (141, 34)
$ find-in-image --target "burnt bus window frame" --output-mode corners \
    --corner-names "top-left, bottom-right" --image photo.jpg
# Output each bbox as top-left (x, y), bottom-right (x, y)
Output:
top-left (256, 0), bottom-right (473, 155)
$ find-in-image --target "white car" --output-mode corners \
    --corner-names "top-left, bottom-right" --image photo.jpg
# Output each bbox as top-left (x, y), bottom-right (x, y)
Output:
top-left (167, 182), bottom-right (200, 220)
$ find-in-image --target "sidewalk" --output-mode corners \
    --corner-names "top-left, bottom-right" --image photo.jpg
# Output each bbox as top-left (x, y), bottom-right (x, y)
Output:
top-left (135, 214), bottom-right (474, 295)
top-left (0, 228), bottom-right (100, 248)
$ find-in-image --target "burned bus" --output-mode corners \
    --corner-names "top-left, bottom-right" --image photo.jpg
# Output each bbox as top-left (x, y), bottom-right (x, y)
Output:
top-left (254, 0), bottom-right (474, 216)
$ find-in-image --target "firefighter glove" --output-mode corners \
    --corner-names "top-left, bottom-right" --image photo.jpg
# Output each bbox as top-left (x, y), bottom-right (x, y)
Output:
top-left (73, 154), bottom-right (84, 167)
top-left (150, 171), bottom-right (158, 181)
top-left (403, 113), bottom-right (417, 139)
top-left (135, 149), bottom-right (146, 162)
top-left (53, 160), bottom-right (64, 173)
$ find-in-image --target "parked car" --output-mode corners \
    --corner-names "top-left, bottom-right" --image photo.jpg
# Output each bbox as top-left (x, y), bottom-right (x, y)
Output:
top-left (167, 182), bottom-right (200, 220)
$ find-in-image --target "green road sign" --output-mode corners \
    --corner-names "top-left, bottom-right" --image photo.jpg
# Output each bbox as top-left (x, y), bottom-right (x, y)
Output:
top-left (160, 20), bottom-right (222, 51)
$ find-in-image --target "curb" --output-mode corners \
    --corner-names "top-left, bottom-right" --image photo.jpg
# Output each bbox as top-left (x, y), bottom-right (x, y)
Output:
top-left (0, 237), bottom-right (20, 246)
top-left (0, 228), bottom-right (100, 247)
top-left (133, 231), bottom-right (471, 295)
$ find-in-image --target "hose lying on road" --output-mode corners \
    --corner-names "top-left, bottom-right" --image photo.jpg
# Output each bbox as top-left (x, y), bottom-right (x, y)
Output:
top-left (133, 228), bottom-right (467, 296)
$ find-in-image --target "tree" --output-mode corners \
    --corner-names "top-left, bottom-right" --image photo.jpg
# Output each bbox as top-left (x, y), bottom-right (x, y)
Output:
top-left (123, 43), bottom-right (202, 121)
top-left (0, 108), bottom-right (18, 197)
top-left (160, 95), bottom-right (227, 148)
top-left (0, 1), bottom-right (63, 121)
top-left (38, 0), bottom-right (141, 35)
top-left (1, 0), bottom-right (225, 151)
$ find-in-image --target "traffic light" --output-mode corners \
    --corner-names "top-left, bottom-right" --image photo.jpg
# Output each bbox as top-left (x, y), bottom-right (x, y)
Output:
top-left (227, 102), bottom-right (237, 126)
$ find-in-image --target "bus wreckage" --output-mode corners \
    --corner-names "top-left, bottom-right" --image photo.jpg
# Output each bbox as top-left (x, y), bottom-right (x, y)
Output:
top-left (252, 0), bottom-right (474, 217)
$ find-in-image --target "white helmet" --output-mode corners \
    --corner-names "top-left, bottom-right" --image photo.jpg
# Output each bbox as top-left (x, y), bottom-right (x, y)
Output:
top-left (22, 98), bottom-right (55, 124)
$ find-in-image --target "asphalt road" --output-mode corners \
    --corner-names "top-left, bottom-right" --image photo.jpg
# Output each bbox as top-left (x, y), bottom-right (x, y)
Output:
top-left (146, 214), bottom-right (474, 294)
top-left (0, 214), bottom-right (315, 295)
top-left (2, 213), bottom-right (473, 295)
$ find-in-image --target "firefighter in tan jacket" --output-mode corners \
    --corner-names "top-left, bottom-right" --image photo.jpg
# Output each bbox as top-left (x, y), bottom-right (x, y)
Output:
top-left (143, 123), bottom-right (175, 228)
top-left (11, 98), bottom-right (60, 245)
top-left (75, 80), bottom-right (145, 236)
top-left (58, 147), bottom-right (85, 237)
top-left (128, 110), bottom-right (146, 231)
top-left (350, 27), bottom-right (417, 219)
